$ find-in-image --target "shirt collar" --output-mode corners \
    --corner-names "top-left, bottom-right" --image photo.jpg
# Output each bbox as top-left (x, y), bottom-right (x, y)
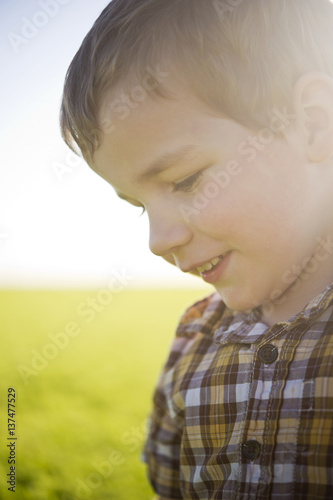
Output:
top-left (176, 284), bottom-right (333, 345)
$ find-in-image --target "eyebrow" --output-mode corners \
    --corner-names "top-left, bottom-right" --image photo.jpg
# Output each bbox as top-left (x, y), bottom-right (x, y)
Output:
top-left (136, 145), bottom-right (201, 182)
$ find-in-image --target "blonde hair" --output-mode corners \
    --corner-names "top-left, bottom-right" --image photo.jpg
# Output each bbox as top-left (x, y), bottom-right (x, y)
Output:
top-left (60, 0), bottom-right (333, 164)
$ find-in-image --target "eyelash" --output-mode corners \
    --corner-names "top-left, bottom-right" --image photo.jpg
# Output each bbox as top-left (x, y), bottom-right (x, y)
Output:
top-left (134, 170), bottom-right (204, 215)
top-left (171, 171), bottom-right (203, 193)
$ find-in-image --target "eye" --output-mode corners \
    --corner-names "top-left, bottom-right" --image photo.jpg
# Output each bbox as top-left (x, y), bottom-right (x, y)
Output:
top-left (172, 171), bottom-right (203, 193)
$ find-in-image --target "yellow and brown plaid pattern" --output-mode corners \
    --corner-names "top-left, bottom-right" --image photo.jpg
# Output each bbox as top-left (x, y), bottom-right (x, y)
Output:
top-left (143, 286), bottom-right (333, 499)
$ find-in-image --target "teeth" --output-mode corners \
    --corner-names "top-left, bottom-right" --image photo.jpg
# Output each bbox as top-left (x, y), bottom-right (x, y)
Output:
top-left (203, 262), bottom-right (213, 271)
top-left (197, 256), bottom-right (223, 274)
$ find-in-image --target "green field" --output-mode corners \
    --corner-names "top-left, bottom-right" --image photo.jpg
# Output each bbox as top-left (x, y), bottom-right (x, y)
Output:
top-left (0, 288), bottom-right (208, 500)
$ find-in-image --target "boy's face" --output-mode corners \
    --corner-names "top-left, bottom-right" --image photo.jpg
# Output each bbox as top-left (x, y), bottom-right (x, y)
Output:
top-left (94, 88), bottom-right (333, 318)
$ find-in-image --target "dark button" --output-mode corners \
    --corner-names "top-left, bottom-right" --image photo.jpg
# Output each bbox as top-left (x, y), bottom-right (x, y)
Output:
top-left (258, 344), bottom-right (278, 364)
top-left (242, 440), bottom-right (261, 460)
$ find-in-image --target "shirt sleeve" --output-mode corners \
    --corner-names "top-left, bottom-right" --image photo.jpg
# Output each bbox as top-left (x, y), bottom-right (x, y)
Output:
top-left (142, 335), bottom-right (197, 499)
top-left (143, 381), bottom-right (183, 498)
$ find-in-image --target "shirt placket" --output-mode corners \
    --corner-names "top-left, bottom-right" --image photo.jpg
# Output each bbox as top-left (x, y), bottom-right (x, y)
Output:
top-left (237, 324), bottom-right (304, 500)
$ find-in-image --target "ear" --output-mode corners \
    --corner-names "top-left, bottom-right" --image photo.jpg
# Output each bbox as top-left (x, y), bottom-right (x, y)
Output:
top-left (292, 72), bottom-right (333, 163)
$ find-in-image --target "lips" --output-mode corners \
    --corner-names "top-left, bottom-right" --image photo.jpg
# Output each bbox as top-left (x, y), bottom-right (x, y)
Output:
top-left (178, 251), bottom-right (232, 284)
top-left (180, 252), bottom-right (229, 274)
top-left (197, 251), bottom-right (232, 284)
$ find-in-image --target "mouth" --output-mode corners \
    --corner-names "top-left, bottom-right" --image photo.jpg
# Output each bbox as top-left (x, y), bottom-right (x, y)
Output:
top-left (185, 252), bottom-right (228, 274)
top-left (187, 252), bottom-right (232, 284)
top-left (195, 255), bottom-right (225, 274)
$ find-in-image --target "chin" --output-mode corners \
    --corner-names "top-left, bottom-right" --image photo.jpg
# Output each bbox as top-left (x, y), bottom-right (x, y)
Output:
top-left (215, 286), bottom-right (264, 313)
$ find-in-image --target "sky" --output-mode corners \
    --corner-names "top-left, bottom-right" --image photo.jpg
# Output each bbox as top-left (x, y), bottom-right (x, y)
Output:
top-left (0, 0), bottom-right (210, 291)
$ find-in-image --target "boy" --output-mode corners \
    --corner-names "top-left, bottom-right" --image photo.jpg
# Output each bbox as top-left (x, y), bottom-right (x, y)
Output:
top-left (60, 0), bottom-right (333, 498)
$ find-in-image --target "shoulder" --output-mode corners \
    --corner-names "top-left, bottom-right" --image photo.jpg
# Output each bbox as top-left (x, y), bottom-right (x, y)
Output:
top-left (151, 293), bottom-right (226, 425)
top-left (176, 291), bottom-right (226, 338)
top-left (162, 291), bottom-right (226, 373)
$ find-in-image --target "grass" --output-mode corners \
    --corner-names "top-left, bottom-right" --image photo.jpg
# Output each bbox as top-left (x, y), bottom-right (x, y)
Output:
top-left (0, 288), bottom-right (208, 500)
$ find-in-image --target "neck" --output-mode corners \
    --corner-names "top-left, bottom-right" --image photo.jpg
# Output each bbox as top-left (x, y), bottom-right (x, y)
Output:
top-left (261, 243), bottom-right (333, 327)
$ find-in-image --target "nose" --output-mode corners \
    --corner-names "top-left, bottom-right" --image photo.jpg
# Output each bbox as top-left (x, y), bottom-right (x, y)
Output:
top-left (148, 205), bottom-right (192, 257)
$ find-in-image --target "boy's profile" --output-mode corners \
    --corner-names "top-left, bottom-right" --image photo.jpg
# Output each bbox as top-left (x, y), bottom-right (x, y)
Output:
top-left (60, 0), bottom-right (333, 498)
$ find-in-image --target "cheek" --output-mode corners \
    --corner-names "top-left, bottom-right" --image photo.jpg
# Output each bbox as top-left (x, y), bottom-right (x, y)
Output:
top-left (193, 182), bottom-right (299, 258)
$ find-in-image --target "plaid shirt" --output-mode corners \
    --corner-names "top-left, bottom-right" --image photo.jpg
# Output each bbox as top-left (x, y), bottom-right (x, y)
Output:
top-left (143, 285), bottom-right (333, 499)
